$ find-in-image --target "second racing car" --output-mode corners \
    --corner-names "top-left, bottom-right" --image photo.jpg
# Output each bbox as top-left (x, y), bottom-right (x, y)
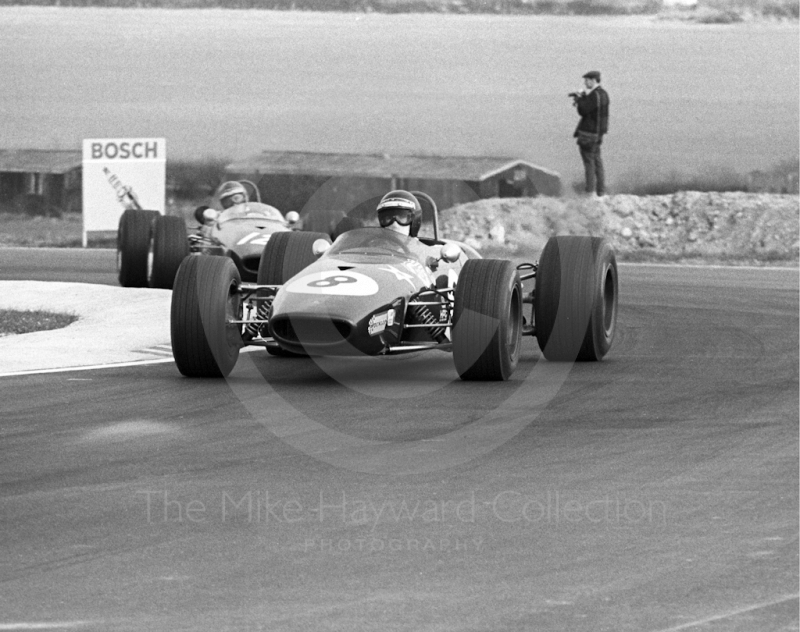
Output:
top-left (117, 180), bottom-right (299, 289)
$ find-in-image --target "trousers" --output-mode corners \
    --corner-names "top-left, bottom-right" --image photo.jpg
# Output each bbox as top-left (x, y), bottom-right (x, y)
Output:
top-left (579, 142), bottom-right (605, 195)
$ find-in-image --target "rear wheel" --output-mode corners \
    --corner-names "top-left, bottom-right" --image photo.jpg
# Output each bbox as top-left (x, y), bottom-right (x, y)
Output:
top-left (453, 259), bottom-right (523, 381)
top-left (534, 236), bottom-right (618, 361)
top-left (117, 209), bottom-right (153, 287)
top-left (151, 215), bottom-right (189, 289)
top-left (171, 256), bottom-right (243, 377)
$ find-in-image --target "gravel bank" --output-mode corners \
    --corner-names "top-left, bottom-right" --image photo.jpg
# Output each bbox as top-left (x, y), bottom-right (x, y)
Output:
top-left (440, 192), bottom-right (799, 264)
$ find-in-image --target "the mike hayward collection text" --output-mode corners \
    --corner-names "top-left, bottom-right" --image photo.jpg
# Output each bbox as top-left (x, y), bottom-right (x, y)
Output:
top-left (137, 489), bottom-right (667, 528)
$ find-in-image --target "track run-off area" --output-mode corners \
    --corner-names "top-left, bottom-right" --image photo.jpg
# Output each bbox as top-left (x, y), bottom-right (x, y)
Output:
top-left (0, 247), bottom-right (797, 631)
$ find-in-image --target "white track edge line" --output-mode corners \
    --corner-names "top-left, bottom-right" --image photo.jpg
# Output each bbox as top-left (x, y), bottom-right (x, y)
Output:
top-left (0, 622), bottom-right (94, 631)
top-left (651, 593), bottom-right (799, 632)
top-left (0, 346), bottom-right (261, 378)
top-left (0, 357), bottom-right (176, 377)
top-left (617, 262), bottom-right (798, 271)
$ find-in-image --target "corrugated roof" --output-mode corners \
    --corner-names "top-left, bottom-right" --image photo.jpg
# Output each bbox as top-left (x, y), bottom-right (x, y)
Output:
top-left (0, 150), bottom-right (82, 174)
top-left (226, 151), bottom-right (558, 181)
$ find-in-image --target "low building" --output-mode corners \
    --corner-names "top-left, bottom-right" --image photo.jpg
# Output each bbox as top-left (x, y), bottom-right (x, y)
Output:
top-left (225, 151), bottom-right (561, 227)
top-left (0, 149), bottom-right (82, 215)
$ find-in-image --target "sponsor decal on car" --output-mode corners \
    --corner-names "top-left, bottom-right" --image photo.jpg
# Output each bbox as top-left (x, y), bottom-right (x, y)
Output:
top-left (368, 311), bottom-right (389, 336)
top-left (286, 270), bottom-right (380, 296)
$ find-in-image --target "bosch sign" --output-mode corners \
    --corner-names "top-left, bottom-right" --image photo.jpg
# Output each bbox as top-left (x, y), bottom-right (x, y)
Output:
top-left (90, 141), bottom-right (160, 160)
top-left (82, 137), bottom-right (166, 246)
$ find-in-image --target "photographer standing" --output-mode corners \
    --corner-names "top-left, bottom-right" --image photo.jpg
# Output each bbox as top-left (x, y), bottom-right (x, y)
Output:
top-left (571, 70), bottom-right (610, 196)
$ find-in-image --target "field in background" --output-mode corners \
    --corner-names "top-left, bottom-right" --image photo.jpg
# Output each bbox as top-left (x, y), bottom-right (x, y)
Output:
top-left (0, 0), bottom-right (796, 20)
top-left (0, 8), bottom-right (797, 190)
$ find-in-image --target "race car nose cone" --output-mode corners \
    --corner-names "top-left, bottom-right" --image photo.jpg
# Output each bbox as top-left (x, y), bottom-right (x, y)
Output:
top-left (269, 313), bottom-right (385, 357)
top-left (271, 314), bottom-right (353, 346)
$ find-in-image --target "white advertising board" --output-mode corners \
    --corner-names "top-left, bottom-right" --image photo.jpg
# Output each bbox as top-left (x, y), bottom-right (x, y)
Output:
top-left (82, 138), bottom-right (166, 246)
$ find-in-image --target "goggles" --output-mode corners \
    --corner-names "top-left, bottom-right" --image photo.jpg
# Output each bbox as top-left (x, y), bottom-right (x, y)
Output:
top-left (378, 208), bottom-right (415, 228)
top-left (221, 193), bottom-right (246, 207)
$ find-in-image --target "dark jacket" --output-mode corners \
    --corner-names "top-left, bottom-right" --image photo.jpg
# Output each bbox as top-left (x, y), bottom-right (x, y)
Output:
top-left (574, 86), bottom-right (610, 138)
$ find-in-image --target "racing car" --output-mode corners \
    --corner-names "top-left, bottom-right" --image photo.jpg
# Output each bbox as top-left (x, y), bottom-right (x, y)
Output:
top-left (117, 180), bottom-right (299, 289)
top-left (169, 191), bottom-right (618, 381)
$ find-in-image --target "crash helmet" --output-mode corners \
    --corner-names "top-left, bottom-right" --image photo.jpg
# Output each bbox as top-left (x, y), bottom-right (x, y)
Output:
top-left (376, 190), bottom-right (422, 237)
top-left (217, 181), bottom-right (249, 209)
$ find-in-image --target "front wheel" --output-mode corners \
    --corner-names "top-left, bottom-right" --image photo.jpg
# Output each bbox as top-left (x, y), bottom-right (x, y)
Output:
top-left (257, 231), bottom-right (329, 358)
top-left (171, 256), bottom-right (243, 377)
top-left (151, 215), bottom-right (189, 289)
top-left (452, 259), bottom-right (523, 381)
top-left (257, 230), bottom-right (331, 285)
top-left (534, 236), bottom-right (618, 361)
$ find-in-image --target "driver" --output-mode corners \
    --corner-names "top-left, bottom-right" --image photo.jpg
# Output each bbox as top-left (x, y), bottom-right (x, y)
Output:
top-left (217, 181), bottom-right (249, 209)
top-left (376, 190), bottom-right (422, 237)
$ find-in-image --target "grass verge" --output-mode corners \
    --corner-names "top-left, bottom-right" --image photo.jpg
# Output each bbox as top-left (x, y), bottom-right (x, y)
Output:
top-left (0, 309), bottom-right (78, 336)
top-left (0, 213), bottom-right (120, 248)
top-left (0, 213), bottom-right (89, 248)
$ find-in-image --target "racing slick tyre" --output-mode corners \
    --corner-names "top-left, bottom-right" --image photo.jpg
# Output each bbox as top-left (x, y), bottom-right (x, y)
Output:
top-left (257, 231), bottom-right (332, 285)
top-left (534, 236), bottom-right (618, 362)
top-left (117, 209), bottom-right (153, 287)
top-left (453, 259), bottom-right (523, 381)
top-left (171, 255), bottom-right (243, 377)
top-left (258, 231), bottom-right (330, 357)
top-left (151, 215), bottom-right (189, 289)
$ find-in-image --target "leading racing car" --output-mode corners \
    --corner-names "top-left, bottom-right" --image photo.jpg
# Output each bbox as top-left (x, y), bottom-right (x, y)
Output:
top-left (169, 190), bottom-right (618, 381)
top-left (117, 180), bottom-right (299, 289)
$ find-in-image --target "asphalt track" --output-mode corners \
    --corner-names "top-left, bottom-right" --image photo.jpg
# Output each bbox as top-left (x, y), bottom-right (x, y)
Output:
top-left (0, 248), bottom-right (798, 631)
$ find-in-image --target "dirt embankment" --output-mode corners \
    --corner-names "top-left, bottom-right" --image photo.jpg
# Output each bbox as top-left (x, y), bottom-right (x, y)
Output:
top-left (439, 192), bottom-right (799, 264)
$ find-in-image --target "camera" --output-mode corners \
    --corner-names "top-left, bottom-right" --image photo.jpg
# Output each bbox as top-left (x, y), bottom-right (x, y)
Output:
top-left (568, 91), bottom-right (583, 99)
